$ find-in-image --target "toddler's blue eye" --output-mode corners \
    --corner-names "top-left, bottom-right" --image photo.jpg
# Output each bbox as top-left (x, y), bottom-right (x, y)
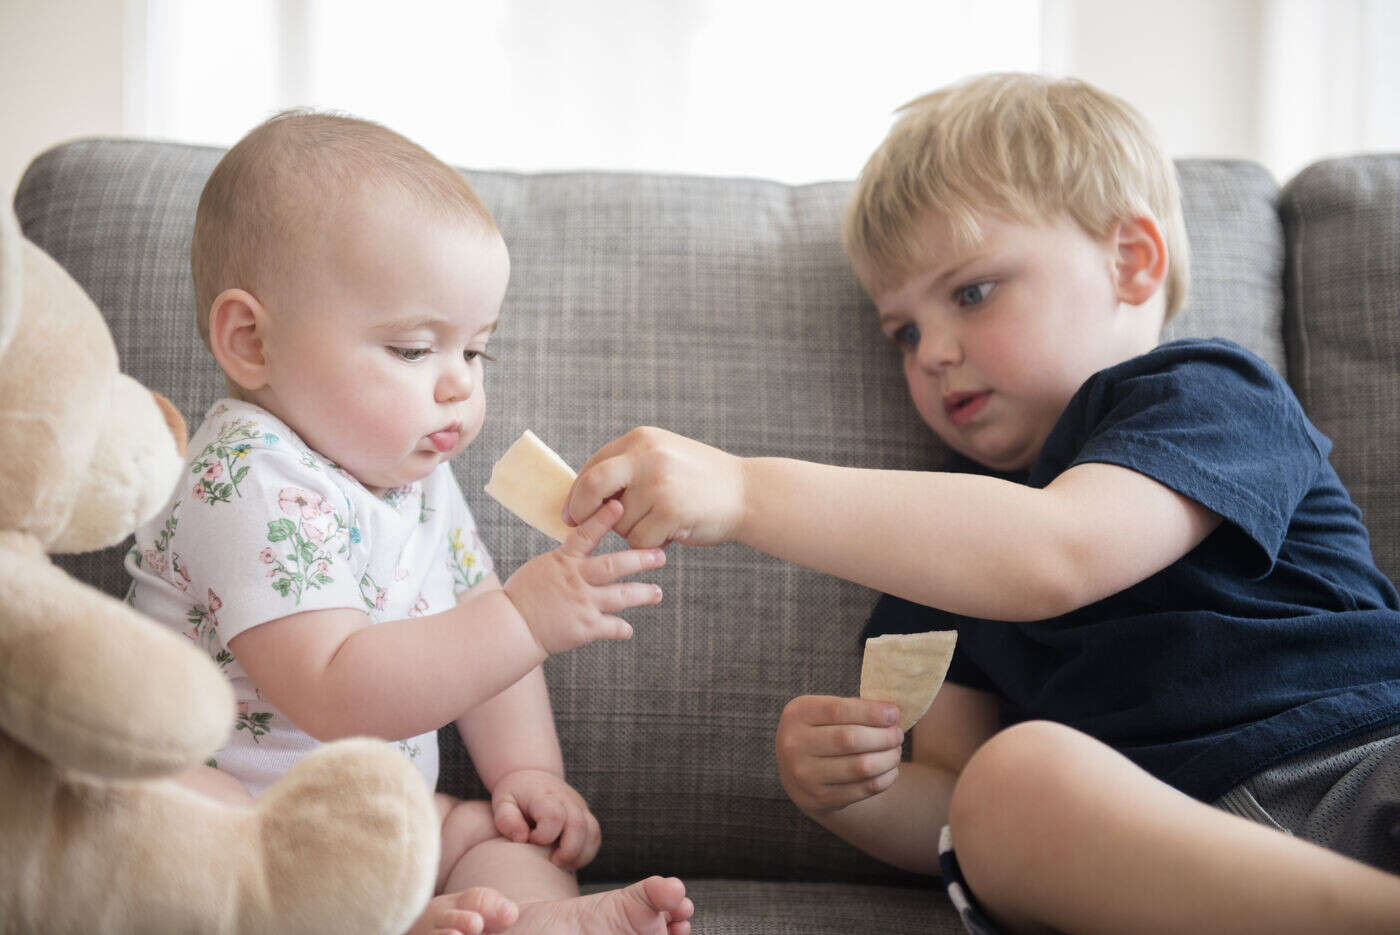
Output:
top-left (391, 347), bottom-right (430, 362)
top-left (465, 349), bottom-right (497, 363)
top-left (954, 281), bottom-right (994, 307)
top-left (891, 322), bottom-right (919, 350)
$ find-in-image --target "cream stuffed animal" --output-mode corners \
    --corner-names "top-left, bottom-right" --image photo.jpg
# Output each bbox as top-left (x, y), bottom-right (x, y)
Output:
top-left (0, 204), bottom-right (439, 933)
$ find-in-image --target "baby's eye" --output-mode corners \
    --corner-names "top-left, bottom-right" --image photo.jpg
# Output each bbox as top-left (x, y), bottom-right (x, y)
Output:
top-left (889, 322), bottom-right (919, 351)
top-left (465, 349), bottom-right (497, 364)
top-left (390, 347), bottom-right (431, 362)
top-left (954, 281), bottom-right (994, 307)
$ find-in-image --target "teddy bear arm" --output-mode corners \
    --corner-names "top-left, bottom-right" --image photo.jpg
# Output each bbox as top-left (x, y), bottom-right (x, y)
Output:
top-left (0, 543), bottom-right (233, 779)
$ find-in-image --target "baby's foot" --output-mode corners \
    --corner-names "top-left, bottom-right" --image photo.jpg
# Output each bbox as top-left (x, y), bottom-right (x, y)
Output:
top-left (405, 886), bottom-right (519, 935)
top-left (511, 876), bottom-right (693, 935)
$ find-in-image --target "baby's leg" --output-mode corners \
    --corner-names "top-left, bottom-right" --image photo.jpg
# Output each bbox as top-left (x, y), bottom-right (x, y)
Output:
top-left (948, 720), bottom-right (1400, 935)
top-left (432, 794), bottom-right (693, 935)
top-left (173, 764), bottom-right (253, 806)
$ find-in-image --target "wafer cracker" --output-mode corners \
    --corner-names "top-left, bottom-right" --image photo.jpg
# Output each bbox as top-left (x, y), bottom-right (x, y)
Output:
top-left (859, 630), bottom-right (958, 730)
top-left (484, 430), bottom-right (577, 542)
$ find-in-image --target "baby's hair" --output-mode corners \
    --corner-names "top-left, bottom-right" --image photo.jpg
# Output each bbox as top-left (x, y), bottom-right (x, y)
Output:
top-left (191, 109), bottom-right (498, 344)
top-left (844, 73), bottom-right (1189, 320)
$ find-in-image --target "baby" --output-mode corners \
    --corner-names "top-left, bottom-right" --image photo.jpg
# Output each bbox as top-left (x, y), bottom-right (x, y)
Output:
top-left (127, 111), bottom-right (692, 935)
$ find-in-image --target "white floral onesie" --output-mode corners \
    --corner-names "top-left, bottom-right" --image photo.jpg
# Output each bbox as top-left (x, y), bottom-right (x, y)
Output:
top-left (126, 399), bottom-right (493, 796)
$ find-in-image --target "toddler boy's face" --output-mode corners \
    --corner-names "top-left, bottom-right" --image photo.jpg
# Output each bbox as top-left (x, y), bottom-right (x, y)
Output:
top-left (258, 188), bottom-right (509, 495)
top-left (872, 212), bottom-right (1144, 473)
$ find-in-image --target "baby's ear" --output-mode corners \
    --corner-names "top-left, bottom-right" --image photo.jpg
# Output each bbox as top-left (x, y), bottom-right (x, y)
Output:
top-left (208, 288), bottom-right (269, 391)
top-left (1111, 216), bottom-right (1168, 307)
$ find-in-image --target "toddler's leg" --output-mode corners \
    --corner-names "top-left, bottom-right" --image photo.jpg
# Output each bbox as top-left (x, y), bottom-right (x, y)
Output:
top-left (948, 720), bottom-right (1400, 935)
top-left (173, 764), bottom-right (253, 806)
top-left (429, 794), bottom-right (692, 935)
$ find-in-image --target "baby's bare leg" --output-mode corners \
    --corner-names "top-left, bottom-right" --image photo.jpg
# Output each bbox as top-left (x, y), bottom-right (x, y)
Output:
top-left (435, 795), bottom-right (694, 935)
top-left (949, 720), bottom-right (1400, 935)
top-left (173, 764), bottom-right (253, 806)
top-left (437, 796), bottom-right (577, 901)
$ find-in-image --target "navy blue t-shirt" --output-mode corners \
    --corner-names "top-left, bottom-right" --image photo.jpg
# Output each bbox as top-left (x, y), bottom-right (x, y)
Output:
top-left (864, 338), bottom-right (1400, 802)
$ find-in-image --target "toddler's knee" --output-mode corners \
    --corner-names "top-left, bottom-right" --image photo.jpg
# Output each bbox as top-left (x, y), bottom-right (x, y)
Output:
top-left (949, 720), bottom-right (1091, 841)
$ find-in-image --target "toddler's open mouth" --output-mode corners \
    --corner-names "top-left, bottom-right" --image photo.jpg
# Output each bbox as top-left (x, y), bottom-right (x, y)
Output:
top-left (944, 391), bottom-right (991, 427)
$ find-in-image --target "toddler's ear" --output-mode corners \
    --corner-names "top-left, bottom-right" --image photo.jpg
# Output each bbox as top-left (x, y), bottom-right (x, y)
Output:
top-left (1111, 216), bottom-right (1168, 307)
top-left (209, 288), bottom-right (269, 391)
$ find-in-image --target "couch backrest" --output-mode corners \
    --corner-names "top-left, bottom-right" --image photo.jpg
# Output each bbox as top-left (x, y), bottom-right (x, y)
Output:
top-left (1281, 156), bottom-right (1400, 587)
top-left (16, 141), bottom-right (1286, 882)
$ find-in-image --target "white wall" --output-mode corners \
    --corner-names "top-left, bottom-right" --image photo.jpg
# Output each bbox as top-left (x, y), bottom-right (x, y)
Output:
top-left (1, 0), bottom-right (127, 200)
top-left (3, 0), bottom-right (1395, 200)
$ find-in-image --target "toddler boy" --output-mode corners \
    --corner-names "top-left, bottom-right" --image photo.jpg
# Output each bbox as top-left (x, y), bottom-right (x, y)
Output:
top-left (564, 75), bottom-right (1400, 934)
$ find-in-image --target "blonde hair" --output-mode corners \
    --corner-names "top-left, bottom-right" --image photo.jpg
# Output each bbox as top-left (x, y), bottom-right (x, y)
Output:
top-left (191, 109), bottom-right (498, 344)
top-left (844, 73), bottom-right (1189, 320)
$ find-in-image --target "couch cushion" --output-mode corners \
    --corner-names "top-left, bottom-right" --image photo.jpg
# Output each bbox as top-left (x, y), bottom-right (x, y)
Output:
top-left (15, 140), bottom-right (1285, 885)
top-left (1281, 155), bottom-right (1400, 587)
top-left (581, 879), bottom-right (963, 935)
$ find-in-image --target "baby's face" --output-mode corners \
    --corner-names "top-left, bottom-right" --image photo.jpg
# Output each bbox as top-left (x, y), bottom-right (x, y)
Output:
top-left (257, 189), bottom-right (509, 495)
top-left (872, 211), bottom-right (1154, 473)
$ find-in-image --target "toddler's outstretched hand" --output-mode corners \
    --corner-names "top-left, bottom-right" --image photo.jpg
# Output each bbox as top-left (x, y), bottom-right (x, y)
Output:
top-left (775, 695), bottom-right (904, 816)
top-left (564, 427), bottom-right (746, 549)
top-left (492, 768), bottom-right (601, 870)
top-left (503, 499), bottom-right (665, 654)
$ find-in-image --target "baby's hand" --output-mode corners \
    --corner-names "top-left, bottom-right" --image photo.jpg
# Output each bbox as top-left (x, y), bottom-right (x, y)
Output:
top-left (564, 427), bottom-right (746, 549)
top-left (491, 768), bottom-right (601, 870)
top-left (503, 499), bottom-right (665, 654)
top-left (775, 695), bottom-right (904, 816)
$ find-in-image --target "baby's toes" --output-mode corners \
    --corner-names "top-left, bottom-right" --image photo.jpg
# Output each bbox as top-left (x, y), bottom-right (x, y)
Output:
top-left (431, 908), bottom-right (484, 935)
top-left (451, 887), bottom-right (519, 932)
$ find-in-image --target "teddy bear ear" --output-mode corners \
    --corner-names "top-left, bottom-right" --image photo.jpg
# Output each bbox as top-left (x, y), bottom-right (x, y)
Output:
top-left (0, 203), bottom-right (21, 360)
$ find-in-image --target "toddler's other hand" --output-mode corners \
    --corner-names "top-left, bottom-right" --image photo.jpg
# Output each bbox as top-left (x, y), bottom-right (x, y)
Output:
top-left (564, 427), bottom-right (746, 549)
top-left (775, 695), bottom-right (904, 816)
top-left (503, 499), bottom-right (665, 655)
top-left (492, 768), bottom-right (601, 870)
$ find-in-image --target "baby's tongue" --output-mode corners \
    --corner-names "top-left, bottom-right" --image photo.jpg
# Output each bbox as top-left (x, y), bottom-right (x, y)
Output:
top-left (428, 429), bottom-right (459, 452)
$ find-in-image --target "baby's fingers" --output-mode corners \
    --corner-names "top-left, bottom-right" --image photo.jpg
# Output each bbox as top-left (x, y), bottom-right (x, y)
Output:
top-left (583, 547), bottom-right (666, 585)
top-left (596, 582), bottom-right (664, 614)
top-left (560, 499), bottom-right (624, 558)
top-left (493, 798), bottom-right (530, 844)
top-left (528, 798), bottom-right (567, 847)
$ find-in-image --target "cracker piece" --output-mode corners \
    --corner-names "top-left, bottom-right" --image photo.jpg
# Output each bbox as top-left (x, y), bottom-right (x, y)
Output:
top-left (483, 430), bottom-right (577, 542)
top-left (859, 630), bottom-right (958, 730)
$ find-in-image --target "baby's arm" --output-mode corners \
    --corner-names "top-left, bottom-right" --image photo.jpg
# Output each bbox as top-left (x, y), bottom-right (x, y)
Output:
top-left (227, 500), bottom-right (664, 743)
top-left (567, 428), bottom-right (1221, 621)
top-left (776, 682), bottom-right (1000, 875)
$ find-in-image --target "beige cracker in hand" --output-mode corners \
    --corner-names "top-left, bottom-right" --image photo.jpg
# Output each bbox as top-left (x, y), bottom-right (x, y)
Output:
top-left (484, 430), bottom-right (578, 542)
top-left (859, 631), bottom-right (959, 730)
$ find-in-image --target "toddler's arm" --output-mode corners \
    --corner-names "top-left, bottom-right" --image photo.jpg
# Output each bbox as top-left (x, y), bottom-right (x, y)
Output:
top-left (227, 500), bottom-right (664, 742)
top-left (775, 682), bottom-right (1000, 875)
top-left (566, 428), bottom-right (1221, 621)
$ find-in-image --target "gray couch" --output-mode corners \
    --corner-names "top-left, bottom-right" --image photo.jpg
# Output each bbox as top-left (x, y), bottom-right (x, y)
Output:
top-left (15, 140), bottom-right (1399, 934)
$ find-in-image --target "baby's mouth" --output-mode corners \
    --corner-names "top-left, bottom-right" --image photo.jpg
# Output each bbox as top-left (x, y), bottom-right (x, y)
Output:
top-left (427, 426), bottom-right (461, 452)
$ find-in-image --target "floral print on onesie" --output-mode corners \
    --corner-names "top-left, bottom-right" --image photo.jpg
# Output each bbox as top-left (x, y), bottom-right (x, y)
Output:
top-left (126, 399), bottom-right (493, 795)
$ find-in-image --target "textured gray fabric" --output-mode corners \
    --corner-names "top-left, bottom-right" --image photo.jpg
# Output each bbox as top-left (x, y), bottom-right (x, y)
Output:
top-left (1215, 720), bottom-right (1400, 874)
top-left (13, 138), bottom-right (1291, 896)
top-left (1165, 160), bottom-right (1286, 374)
top-left (1281, 155), bottom-right (1400, 587)
top-left (580, 879), bottom-right (962, 934)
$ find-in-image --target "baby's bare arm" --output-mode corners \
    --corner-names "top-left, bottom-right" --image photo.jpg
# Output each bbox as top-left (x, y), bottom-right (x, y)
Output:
top-left (228, 503), bottom-right (662, 743)
top-left (228, 581), bottom-right (546, 743)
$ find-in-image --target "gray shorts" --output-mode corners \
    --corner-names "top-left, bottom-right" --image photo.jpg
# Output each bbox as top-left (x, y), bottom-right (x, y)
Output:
top-left (1213, 720), bottom-right (1400, 874)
